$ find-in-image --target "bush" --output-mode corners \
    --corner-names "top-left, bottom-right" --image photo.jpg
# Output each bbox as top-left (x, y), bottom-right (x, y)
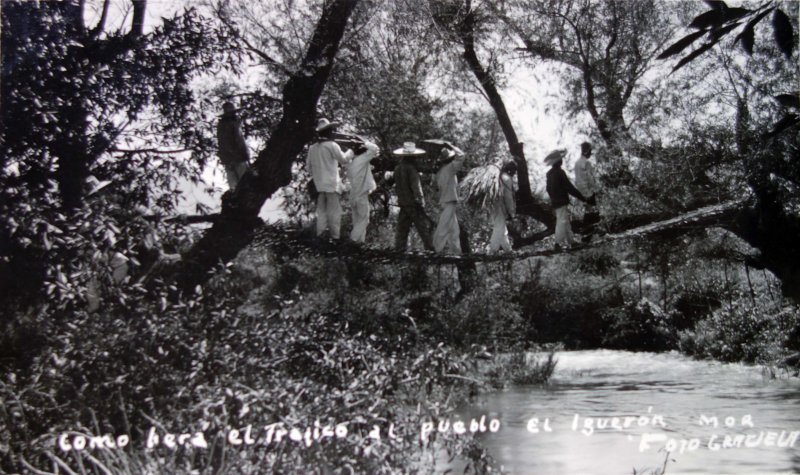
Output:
top-left (601, 298), bottom-right (678, 351)
top-left (1, 246), bottom-right (519, 474)
top-left (679, 302), bottom-right (800, 364)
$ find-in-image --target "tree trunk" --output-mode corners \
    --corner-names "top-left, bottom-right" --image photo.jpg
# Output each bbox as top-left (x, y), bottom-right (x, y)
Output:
top-left (727, 195), bottom-right (800, 304)
top-left (456, 3), bottom-right (554, 229)
top-left (174, 0), bottom-right (359, 291)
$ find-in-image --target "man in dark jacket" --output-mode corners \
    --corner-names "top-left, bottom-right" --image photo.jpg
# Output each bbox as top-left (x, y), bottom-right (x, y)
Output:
top-left (544, 149), bottom-right (587, 249)
top-left (393, 142), bottom-right (434, 251)
top-left (217, 101), bottom-right (250, 190)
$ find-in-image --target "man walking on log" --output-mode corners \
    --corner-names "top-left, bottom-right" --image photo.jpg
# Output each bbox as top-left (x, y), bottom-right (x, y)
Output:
top-left (574, 141), bottom-right (601, 241)
top-left (346, 140), bottom-right (379, 243)
top-left (393, 142), bottom-right (435, 252)
top-left (307, 118), bottom-right (354, 240)
top-left (489, 160), bottom-right (518, 253)
top-left (433, 146), bottom-right (465, 254)
top-left (545, 149), bottom-right (588, 250)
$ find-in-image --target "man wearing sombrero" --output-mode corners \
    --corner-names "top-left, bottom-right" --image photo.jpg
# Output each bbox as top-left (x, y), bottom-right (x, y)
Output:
top-left (544, 148), bottom-right (588, 250)
top-left (393, 142), bottom-right (435, 251)
top-left (307, 118), bottom-right (354, 239)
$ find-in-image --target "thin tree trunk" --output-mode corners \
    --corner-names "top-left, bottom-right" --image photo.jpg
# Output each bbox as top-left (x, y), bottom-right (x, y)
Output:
top-left (453, 1), bottom-right (554, 229)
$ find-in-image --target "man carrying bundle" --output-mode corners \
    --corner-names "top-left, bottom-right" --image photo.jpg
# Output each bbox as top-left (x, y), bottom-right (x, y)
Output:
top-left (307, 118), bottom-right (354, 240)
top-left (393, 142), bottom-right (435, 252)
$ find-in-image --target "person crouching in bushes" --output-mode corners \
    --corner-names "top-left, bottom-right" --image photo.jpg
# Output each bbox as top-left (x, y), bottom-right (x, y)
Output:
top-left (544, 149), bottom-right (588, 250)
top-left (433, 146), bottom-right (465, 254)
top-left (346, 141), bottom-right (379, 243)
top-left (488, 160), bottom-right (518, 253)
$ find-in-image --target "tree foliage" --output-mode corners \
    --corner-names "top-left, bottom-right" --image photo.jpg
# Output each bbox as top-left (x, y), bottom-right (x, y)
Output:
top-left (1, 1), bottom-right (237, 310)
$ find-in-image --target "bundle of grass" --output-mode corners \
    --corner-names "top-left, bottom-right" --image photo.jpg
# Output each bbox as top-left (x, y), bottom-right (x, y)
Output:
top-left (460, 162), bottom-right (503, 208)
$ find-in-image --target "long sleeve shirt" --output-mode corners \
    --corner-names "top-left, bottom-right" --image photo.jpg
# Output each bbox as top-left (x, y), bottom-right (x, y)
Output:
top-left (307, 140), bottom-right (354, 193)
top-left (436, 157), bottom-right (464, 204)
top-left (346, 142), bottom-right (379, 199)
top-left (574, 156), bottom-right (599, 197)
top-left (395, 160), bottom-right (425, 207)
top-left (546, 165), bottom-right (586, 208)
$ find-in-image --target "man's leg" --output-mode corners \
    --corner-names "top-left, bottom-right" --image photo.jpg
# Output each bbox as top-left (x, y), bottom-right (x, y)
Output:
top-left (434, 202), bottom-right (461, 254)
top-left (316, 193), bottom-right (328, 236)
top-left (350, 197), bottom-right (369, 242)
top-left (328, 193), bottom-right (342, 239)
top-left (554, 206), bottom-right (574, 247)
top-left (395, 207), bottom-right (413, 251)
top-left (412, 206), bottom-right (435, 251)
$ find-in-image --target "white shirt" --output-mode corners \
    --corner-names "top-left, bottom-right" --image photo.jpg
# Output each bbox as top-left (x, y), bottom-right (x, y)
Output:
top-left (346, 142), bottom-right (379, 199)
top-left (307, 140), bottom-right (354, 193)
top-left (574, 155), bottom-right (599, 197)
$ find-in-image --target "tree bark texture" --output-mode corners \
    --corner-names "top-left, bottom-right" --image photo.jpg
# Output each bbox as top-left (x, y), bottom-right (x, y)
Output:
top-left (175, 0), bottom-right (359, 291)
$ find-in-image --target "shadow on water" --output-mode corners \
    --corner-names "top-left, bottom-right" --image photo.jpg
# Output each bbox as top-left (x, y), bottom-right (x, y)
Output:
top-left (452, 350), bottom-right (800, 475)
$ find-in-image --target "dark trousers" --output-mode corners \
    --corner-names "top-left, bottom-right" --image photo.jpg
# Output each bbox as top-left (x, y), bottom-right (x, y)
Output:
top-left (395, 205), bottom-right (434, 251)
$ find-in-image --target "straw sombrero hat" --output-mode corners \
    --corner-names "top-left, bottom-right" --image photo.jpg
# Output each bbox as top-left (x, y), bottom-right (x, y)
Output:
top-left (315, 118), bottom-right (340, 132)
top-left (392, 141), bottom-right (426, 156)
top-left (543, 149), bottom-right (567, 166)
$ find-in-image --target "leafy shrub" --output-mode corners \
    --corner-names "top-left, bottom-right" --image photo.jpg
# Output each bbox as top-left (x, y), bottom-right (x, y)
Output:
top-left (679, 302), bottom-right (800, 364)
top-left (602, 298), bottom-right (678, 351)
top-left (484, 350), bottom-right (558, 388)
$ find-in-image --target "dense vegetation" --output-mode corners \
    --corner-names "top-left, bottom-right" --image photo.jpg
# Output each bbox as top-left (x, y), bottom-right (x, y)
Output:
top-left (1, 0), bottom-right (798, 473)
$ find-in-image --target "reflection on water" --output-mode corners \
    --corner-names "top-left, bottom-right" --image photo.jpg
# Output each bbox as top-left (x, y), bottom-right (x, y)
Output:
top-left (456, 350), bottom-right (800, 474)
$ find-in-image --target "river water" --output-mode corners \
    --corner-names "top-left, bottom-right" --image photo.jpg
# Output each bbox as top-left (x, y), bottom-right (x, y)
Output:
top-left (456, 350), bottom-right (800, 475)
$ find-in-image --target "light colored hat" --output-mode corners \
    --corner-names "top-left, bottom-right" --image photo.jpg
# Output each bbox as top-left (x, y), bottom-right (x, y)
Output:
top-left (392, 141), bottom-right (426, 156)
top-left (86, 175), bottom-right (112, 196)
top-left (315, 118), bottom-right (340, 132)
top-left (543, 149), bottom-right (567, 166)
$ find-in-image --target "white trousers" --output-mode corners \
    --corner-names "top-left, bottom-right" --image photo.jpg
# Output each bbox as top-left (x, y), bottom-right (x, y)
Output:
top-left (489, 209), bottom-right (512, 252)
top-left (316, 192), bottom-right (342, 238)
top-left (554, 205), bottom-right (574, 246)
top-left (433, 202), bottom-right (461, 254)
top-left (349, 195), bottom-right (370, 243)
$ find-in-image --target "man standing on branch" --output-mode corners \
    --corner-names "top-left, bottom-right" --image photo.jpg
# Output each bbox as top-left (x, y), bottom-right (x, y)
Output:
top-left (393, 142), bottom-right (435, 252)
top-left (489, 160), bottom-right (518, 253)
top-left (307, 118), bottom-right (354, 240)
top-left (217, 101), bottom-right (251, 190)
top-left (574, 141), bottom-right (601, 240)
top-left (346, 140), bottom-right (379, 243)
top-left (545, 149), bottom-right (588, 250)
top-left (433, 146), bottom-right (465, 254)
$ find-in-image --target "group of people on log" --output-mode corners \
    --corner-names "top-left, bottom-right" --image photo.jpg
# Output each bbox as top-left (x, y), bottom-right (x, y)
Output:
top-left (217, 104), bottom-right (601, 254)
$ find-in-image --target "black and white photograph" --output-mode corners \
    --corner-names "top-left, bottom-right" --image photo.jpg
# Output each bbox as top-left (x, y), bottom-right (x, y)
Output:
top-left (1, 0), bottom-right (799, 473)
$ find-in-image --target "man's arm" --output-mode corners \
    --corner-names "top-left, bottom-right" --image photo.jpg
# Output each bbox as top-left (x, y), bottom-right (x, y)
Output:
top-left (411, 169), bottom-right (425, 206)
top-left (561, 169), bottom-right (587, 202)
top-left (328, 141), bottom-right (354, 165)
